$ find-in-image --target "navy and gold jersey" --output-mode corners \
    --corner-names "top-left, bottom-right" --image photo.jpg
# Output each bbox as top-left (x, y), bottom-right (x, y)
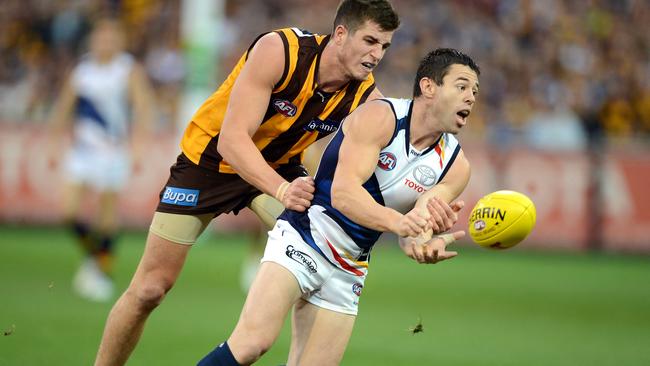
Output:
top-left (180, 27), bottom-right (377, 173)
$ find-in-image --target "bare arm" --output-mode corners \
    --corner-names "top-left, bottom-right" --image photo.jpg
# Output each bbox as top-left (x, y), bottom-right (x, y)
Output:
top-left (127, 62), bottom-right (155, 165)
top-left (47, 72), bottom-right (77, 162)
top-left (330, 101), bottom-right (429, 237)
top-left (48, 73), bottom-right (77, 135)
top-left (128, 62), bottom-right (155, 141)
top-left (217, 33), bottom-right (314, 211)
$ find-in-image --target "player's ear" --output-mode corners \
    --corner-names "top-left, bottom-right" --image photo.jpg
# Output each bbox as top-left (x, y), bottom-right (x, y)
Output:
top-left (333, 24), bottom-right (348, 45)
top-left (419, 77), bottom-right (436, 98)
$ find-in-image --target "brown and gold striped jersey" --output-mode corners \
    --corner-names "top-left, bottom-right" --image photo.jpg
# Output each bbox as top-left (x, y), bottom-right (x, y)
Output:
top-left (180, 27), bottom-right (377, 173)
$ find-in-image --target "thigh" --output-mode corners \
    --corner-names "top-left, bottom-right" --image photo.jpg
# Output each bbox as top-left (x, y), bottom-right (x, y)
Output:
top-left (149, 211), bottom-right (213, 245)
top-left (248, 194), bottom-right (283, 229)
top-left (261, 219), bottom-right (330, 294)
top-left (289, 299), bottom-right (356, 366)
top-left (61, 182), bottom-right (88, 219)
top-left (130, 230), bottom-right (193, 290)
top-left (96, 190), bottom-right (119, 232)
top-left (247, 164), bottom-right (308, 228)
top-left (228, 262), bottom-right (302, 359)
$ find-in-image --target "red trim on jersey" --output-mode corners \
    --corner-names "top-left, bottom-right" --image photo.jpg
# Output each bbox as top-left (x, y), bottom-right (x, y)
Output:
top-left (326, 240), bottom-right (364, 276)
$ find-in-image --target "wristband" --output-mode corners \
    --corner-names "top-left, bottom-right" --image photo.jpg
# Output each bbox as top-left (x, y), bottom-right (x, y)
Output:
top-left (275, 181), bottom-right (290, 202)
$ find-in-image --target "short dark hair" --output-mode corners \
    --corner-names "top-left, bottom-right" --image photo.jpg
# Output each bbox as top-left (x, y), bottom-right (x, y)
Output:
top-left (333, 0), bottom-right (400, 33)
top-left (413, 48), bottom-right (481, 97)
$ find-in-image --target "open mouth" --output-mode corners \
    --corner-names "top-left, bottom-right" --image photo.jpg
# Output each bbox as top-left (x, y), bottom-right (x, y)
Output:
top-left (456, 109), bottom-right (470, 126)
top-left (361, 62), bottom-right (375, 71)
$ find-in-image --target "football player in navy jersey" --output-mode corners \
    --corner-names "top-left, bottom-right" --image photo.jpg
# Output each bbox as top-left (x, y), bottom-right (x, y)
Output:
top-left (197, 48), bottom-right (479, 366)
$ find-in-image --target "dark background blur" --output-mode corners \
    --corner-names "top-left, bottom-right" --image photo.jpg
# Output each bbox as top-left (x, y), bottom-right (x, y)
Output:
top-left (1, 0), bottom-right (649, 251)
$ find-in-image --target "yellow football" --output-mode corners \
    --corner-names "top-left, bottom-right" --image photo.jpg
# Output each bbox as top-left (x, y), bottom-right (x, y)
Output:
top-left (468, 190), bottom-right (536, 249)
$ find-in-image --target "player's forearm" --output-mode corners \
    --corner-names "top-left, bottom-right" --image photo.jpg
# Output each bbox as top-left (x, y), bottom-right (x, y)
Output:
top-left (331, 184), bottom-right (402, 233)
top-left (132, 89), bottom-right (154, 132)
top-left (48, 98), bottom-right (73, 133)
top-left (217, 133), bottom-right (286, 198)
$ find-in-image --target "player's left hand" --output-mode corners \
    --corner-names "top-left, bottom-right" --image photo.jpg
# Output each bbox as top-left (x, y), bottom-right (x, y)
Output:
top-left (398, 230), bottom-right (465, 264)
top-left (425, 197), bottom-right (464, 234)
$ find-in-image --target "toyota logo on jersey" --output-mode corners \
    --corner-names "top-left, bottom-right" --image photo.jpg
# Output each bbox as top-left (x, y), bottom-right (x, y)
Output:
top-left (273, 99), bottom-right (297, 117)
top-left (377, 152), bottom-right (397, 171)
top-left (412, 165), bottom-right (437, 186)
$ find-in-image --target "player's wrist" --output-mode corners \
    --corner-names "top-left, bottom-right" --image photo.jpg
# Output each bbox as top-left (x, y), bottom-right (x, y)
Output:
top-left (387, 211), bottom-right (406, 234)
top-left (275, 181), bottom-right (290, 203)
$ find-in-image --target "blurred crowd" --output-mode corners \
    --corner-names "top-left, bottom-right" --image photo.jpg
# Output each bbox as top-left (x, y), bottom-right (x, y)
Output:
top-left (2, 0), bottom-right (649, 148)
top-left (0, 0), bottom-right (183, 129)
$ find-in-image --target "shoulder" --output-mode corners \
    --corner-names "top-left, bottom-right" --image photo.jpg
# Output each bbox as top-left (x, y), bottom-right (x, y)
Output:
top-left (343, 99), bottom-right (397, 145)
top-left (353, 99), bottom-right (395, 120)
top-left (267, 27), bottom-right (326, 58)
top-left (248, 32), bottom-right (284, 61)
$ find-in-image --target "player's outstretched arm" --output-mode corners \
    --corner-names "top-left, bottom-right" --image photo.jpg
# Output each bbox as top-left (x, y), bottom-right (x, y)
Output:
top-left (330, 101), bottom-right (429, 238)
top-left (399, 230), bottom-right (465, 264)
top-left (217, 33), bottom-right (314, 211)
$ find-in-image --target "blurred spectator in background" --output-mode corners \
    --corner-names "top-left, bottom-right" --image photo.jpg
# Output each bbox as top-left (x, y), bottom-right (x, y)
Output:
top-left (47, 18), bottom-right (154, 302)
top-left (144, 31), bottom-right (185, 128)
top-left (2, 0), bottom-right (649, 143)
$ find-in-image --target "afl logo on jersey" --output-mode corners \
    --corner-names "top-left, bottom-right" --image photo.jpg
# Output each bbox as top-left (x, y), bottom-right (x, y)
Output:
top-left (377, 152), bottom-right (397, 171)
top-left (273, 99), bottom-right (297, 117)
top-left (413, 165), bottom-right (437, 186)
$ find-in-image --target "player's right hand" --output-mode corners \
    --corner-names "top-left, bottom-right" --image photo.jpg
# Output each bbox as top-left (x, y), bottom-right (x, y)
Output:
top-left (281, 176), bottom-right (315, 212)
top-left (399, 230), bottom-right (465, 264)
top-left (394, 207), bottom-right (431, 237)
top-left (426, 196), bottom-right (464, 234)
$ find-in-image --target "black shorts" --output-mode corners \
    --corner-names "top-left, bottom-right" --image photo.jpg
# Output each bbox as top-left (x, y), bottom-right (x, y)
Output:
top-left (156, 153), bottom-right (308, 217)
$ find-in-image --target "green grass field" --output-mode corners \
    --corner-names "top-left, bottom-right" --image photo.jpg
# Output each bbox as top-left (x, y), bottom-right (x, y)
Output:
top-left (1, 225), bottom-right (649, 366)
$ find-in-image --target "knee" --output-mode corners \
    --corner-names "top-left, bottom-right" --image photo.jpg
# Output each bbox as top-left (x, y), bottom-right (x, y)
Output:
top-left (125, 279), bottom-right (173, 312)
top-left (233, 336), bottom-right (275, 364)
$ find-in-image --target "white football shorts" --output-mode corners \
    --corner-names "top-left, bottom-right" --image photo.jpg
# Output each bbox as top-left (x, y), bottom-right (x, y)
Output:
top-left (63, 145), bottom-right (131, 191)
top-left (262, 219), bottom-right (367, 315)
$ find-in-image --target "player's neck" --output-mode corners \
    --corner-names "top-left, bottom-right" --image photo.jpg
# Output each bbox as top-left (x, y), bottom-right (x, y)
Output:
top-left (410, 99), bottom-right (442, 149)
top-left (316, 42), bottom-right (350, 92)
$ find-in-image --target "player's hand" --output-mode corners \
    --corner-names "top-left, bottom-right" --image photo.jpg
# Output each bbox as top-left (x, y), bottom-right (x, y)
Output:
top-left (281, 176), bottom-right (315, 212)
top-left (398, 230), bottom-right (465, 264)
top-left (426, 197), bottom-right (464, 234)
top-left (393, 207), bottom-right (431, 238)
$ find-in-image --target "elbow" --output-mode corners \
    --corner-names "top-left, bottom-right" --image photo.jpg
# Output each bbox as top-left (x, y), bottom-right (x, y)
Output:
top-left (330, 183), bottom-right (351, 214)
top-left (216, 132), bottom-right (233, 160)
